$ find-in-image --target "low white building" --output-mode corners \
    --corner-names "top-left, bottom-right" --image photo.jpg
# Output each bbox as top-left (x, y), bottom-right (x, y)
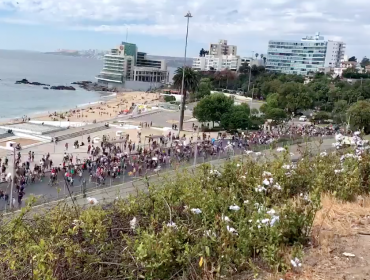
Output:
top-left (192, 55), bottom-right (241, 71)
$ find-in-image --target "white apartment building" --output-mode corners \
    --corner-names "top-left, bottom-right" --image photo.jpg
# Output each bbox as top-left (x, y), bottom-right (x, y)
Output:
top-left (209, 39), bottom-right (237, 56)
top-left (192, 55), bottom-right (241, 71)
top-left (96, 42), bottom-right (168, 89)
top-left (266, 32), bottom-right (346, 75)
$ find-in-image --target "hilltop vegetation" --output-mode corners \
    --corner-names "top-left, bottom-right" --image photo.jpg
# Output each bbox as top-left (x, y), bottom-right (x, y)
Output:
top-left (1, 147), bottom-right (369, 279)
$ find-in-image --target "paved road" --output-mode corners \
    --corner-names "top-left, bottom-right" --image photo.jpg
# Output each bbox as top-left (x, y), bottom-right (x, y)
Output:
top-left (0, 137), bottom-right (338, 213)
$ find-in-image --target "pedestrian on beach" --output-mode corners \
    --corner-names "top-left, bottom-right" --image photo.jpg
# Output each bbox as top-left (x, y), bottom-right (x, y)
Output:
top-left (65, 143), bottom-right (68, 151)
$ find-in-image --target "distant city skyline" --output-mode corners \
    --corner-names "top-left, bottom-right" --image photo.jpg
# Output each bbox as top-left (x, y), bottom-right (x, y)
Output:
top-left (1, 1), bottom-right (370, 58)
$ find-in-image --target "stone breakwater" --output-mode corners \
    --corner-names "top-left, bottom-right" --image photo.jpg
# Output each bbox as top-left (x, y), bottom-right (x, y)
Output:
top-left (15, 79), bottom-right (76, 91)
top-left (14, 79), bottom-right (119, 93)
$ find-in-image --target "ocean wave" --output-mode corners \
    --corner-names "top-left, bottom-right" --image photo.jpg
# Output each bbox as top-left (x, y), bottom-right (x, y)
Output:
top-left (76, 101), bottom-right (101, 108)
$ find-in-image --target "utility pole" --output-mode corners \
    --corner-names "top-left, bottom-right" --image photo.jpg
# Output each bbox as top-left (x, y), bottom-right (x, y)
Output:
top-left (247, 51), bottom-right (254, 95)
top-left (193, 127), bottom-right (199, 166)
top-left (178, 12), bottom-right (192, 132)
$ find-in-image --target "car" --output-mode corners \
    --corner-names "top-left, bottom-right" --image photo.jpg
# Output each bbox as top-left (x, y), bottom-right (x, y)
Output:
top-left (299, 116), bottom-right (307, 122)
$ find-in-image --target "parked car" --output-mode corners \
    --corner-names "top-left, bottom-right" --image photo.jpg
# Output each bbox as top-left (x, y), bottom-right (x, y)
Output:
top-left (299, 116), bottom-right (307, 122)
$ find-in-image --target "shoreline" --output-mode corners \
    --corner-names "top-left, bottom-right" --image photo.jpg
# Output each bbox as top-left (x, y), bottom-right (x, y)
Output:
top-left (0, 91), bottom-right (161, 126)
top-left (0, 90), bottom-right (117, 125)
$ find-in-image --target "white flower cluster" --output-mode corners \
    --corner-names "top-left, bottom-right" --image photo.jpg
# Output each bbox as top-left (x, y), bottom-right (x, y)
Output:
top-left (255, 172), bottom-right (282, 192)
top-left (191, 208), bottom-right (202, 214)
top-left (290, 257), bottom-right (302, 267)
top-left (87, 197), bottom-right (98, 205)
top-left (130, 217), bottom-right (137, 230)
top-left (276, 147), bottom-right (286, 152)
top-left (209, 169), bottom-right (222, 177)
top-left (166, 221), bottom-right (177, 228)
top-left (300, 193), bottom-right (311, 202)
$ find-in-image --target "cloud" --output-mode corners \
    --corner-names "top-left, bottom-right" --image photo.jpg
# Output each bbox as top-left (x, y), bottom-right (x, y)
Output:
top-left (0, 0), bottom-right (370, 56)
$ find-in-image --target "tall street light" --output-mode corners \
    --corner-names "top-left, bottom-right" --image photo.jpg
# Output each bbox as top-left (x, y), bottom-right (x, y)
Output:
top-left (178, 11), bottom-right (192, 133)
top-left (247, 51), bottom-right (254, 94)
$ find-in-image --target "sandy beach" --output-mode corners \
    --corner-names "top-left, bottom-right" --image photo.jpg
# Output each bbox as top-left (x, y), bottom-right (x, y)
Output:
top-left (28, 91), bottom-right (161, 124)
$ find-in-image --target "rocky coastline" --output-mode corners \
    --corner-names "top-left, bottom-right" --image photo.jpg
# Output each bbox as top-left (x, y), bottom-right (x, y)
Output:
top-left (71, 81), bottom-right (120, 92)
top-left (15, 79), bottom-right (119, 93)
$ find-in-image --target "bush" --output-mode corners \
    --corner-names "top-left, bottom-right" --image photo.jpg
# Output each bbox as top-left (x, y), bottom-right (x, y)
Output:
top-left (164, 95), bottom-right (176, 102)
top-left (0, 148), bottom-right (368, 279)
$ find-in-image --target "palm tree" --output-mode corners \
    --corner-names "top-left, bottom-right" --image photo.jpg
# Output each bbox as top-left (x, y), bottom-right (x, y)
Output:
top-left (173, 66), bottom-right (200, 131)
top-left (260, 54), bottom-right (264, 59)
top-left (263, 57), bottom-right (267, 65)
top-left (255, 53), bottom-right (259, 59)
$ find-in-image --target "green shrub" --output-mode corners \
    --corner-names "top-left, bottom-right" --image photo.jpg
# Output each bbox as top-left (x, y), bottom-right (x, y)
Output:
top-left (0, 148), bottom-right (368, 279)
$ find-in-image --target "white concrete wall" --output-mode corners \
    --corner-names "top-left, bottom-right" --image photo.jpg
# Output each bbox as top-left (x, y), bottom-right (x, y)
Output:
top-left (29, 121), bottom-right (91, 128)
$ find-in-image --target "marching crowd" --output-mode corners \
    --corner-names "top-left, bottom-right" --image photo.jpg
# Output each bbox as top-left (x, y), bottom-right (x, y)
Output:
top-left (0, 122), bottom-right (353, 208)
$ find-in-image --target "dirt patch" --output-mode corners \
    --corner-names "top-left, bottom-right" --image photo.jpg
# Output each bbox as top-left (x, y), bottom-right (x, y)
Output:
top-left (0, 138), bottom-right (41, 147)
top-left (279, 195), bottom-right (370, 280)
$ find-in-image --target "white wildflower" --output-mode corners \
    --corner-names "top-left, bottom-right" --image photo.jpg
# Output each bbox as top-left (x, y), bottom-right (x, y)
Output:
top-left (191, 208), bottom-right (202, 214)
top-left (261, 218), bottom-right (270, 224)
top-left (240, 175), bottom-right (246, 179)
top-left (130, 217), bottom-right (137, 230)
top-left (87, 197), bottom-right (98, 205)
top-left (257, 225), bottom-right (261, 229)
top-left (276, 147), bottom-right (285, 152)
top-left (237, 164), bottom-right (241, 167)
top-left (255, 185), bottom-right (266, 192)
top-left (244, 200), bottom-right (249, 204)
top-left (255, 152), bottom-right (262, 156)
top-left (229, 205), bottom-right (241, 211)
top-left (282, 164), bottom-right (291, 170)
top-left (262, 171), bottom-right (272, 177)
top-left (290, 152), bottom-right (295, 157)
top-left (209, 169), bottom-right (221, 177)
top-left (262, 178), bottom-right (270, 186)
top-left (270, 215), bottom-right (280, 226)
top-left (334, 169), bottom-right (344, 174)
top-left (269, 177), bottom-right (274, 184)
top-left (290, 257), bottom-right (302, 268)
top-left (222, 215), bottom-right (231, 223)
top-left (248, 219), bottom-right (253, 223)
top-left (320, 152), bottom-right (328, 157)
top-left (226, 225), bottom-right (238, 235)
top-left (166, 221), bottom-right (177, 228)
top-left (267, 209), bottom-right (276, 215)
top-left (273, 183), bottom-right (282, 190)
top-left (245, 150), bottom-right (253, 155)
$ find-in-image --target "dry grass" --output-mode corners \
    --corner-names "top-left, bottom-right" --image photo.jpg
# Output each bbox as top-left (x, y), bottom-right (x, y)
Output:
top-left (256, 194), bottom-right (370, 280)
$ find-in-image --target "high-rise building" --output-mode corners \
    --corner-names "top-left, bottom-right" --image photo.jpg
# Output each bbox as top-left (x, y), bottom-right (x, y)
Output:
top-left (96, 43), bottom-right (169, 90)
top-left (192, 39), bottom-right (241, 71)
top-left (209, 39), bottom-right (237, 56)
top-left (266, 32), bottom-right (346, 75)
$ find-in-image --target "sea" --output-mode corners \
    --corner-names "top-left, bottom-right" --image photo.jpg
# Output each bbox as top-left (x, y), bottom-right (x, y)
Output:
top-left (0, 50), bottom-right (175, 121)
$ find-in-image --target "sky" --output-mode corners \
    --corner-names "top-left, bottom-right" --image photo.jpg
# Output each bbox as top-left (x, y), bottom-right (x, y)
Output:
top-left (0, 0), bottom-right (369, 58)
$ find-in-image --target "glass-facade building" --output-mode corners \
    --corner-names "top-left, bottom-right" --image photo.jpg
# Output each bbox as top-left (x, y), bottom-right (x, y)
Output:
top-left (266, 33), bottom-right (345, 75)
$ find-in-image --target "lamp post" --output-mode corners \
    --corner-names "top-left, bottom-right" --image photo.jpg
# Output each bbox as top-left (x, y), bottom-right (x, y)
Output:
top-left (10, 146), bottom-right (15, 210)
top-left (247, 51), bottom-right (254, 94)
top-left (178, 11), bottom-right (192, 133)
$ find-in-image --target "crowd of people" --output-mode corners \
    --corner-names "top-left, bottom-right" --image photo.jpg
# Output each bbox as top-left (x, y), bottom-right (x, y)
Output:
top-left (0, 122), bottom-right (356, 209)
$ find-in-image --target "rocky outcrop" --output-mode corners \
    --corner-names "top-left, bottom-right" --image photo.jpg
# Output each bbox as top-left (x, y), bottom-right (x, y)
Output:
top-left (71, 81), bottom-right (120, 92)
top-left (50, 85), bottom-right (76, 91)
top-left (15, 79), bottom-right (50, 86)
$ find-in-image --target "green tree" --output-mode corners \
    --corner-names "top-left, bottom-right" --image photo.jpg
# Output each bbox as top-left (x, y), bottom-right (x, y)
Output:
top-left (195, 78), bottom-right (212, 100)
top-left (173, 66), bottom-right (200, 131)
top-left (220, 103), bottom-right (251, 130)
top-left (263, 108), bottom-right (287, 123)
top-left (332, 100), bottom-right (348, 124)
top-left (347, 100), bottom-right (370, 134)
top-left (360, 56), bottom-right (370, 68)
top-left (348, 56), bottom-right (357, 62)
top-left (164, 95), bottom-right (176, 102)
top-left (193, 93), bottom-right (234, 126)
